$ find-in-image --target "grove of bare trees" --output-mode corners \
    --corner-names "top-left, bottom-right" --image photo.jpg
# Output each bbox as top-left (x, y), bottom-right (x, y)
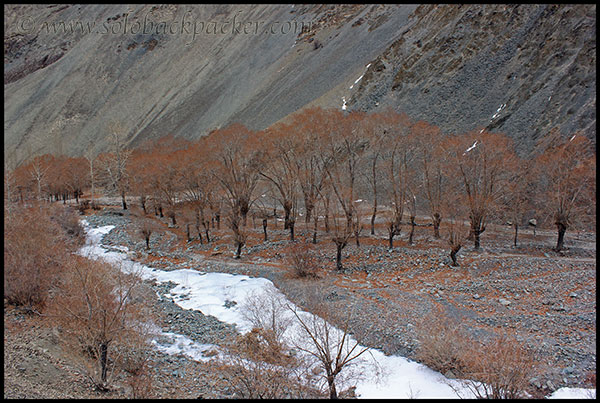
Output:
top-left (5, 108), bottom-right (596, 264)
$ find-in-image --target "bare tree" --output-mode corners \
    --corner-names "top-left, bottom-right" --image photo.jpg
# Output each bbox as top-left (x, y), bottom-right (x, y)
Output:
top-left (446, 130), bottom-right (516, 250)
top-left (380, 117), bottom-right (414, 249)
top-left (500, 157), bottom-right (534, 248)
top-left (319, 110), bottom-right (367, 268)
top-left (534, 132), bottom-right (596, 252)
top-left (227, 204), bottom-right (248, 259)
top-left (287, 108), bottom-right (331, 225)
top-left (446, 218), bottom-right (467, 267)
top-left (259, 124), bottom-right (301, 241)
top-left (134, 216), bottom-right (162, 250)
top-left (204, 124), bottom-right (264, 227)
top-left (99, 122), bottom-right (132, 210)
top-left (49, 255), bottom-right (149, 391)
top-left (414, 121), bottom-right (447, 238)
top-left (29, 155), bottom-right (50, 201)
top-left (287, 297), bottom-right (377, 399)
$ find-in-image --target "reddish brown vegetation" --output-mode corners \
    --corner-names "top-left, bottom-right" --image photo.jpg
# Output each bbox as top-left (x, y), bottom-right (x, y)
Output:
top-left (5, 109), bottom-right (595, 267)
top-left (416, 307), bottom-right (539, 399)
top-left (4, 204), bottom-right (81, 310)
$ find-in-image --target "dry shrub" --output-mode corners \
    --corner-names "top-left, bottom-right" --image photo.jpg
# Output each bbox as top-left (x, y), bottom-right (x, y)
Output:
top-left (116, 319), bottom-right (156, 398)
top-left (240, 284), bottom-right (292, 344)
top-left (455, 333), bottom-right (539, 399)
top-left (415, 307), bottom-right (539, 399)
top-left (584, 372), bottom-right (596, 399)
top-left (414, 308), bottom-right (472, 376)
top-left (48, 204), bottom-right (86, 246)
top-left (48, 255), bottom-right (152, 392)
top-left (125, 360), bottom-right (155, 399)
top-left (218, 328), bottom-right (317, 399)
top-left (285, 242), bottom-right (320, 278)
top-left (4, 204), bottom-right (71, 310)
top-left (237, 327), bottom-right (296, 367)
top-left (220, 285), bottom-right (319, 398)
top-left (78, 199), bottom-right (90, 214)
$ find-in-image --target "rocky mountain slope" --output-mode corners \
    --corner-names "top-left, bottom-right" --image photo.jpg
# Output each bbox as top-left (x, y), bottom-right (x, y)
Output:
top-left (4, 4), bottom-right (595, 160)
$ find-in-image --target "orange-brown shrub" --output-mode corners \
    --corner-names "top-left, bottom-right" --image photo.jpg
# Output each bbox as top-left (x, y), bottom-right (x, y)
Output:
top-left (48, 204), bottom-right (85, 246)
top-left (48, 255), bottom-right (151, 391)
top-left (415, 307), bottom-right (539, 399)
top-left (456, 333), bottom-right (539, 399)
top-left (285, 242), bottom-right (320, 278)
top-left (4, 204), bottom-right (73, 310)
top-left (218, 328), bottom-right (317, 398)
top-left (414, 308), bottom-right (472, 376)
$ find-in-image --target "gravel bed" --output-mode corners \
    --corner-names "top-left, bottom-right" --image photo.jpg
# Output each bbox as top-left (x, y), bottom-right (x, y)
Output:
top-left (81, 209), bottom-right (596, 395)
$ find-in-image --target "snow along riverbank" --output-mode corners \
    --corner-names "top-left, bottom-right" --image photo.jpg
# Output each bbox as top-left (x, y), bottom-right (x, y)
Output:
top-left (78, 220), bottom-right (595, 399)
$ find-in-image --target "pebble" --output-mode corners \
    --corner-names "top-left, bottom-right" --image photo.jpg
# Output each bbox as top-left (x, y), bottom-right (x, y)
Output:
top-left (498, 298), bottom-right (511, 306)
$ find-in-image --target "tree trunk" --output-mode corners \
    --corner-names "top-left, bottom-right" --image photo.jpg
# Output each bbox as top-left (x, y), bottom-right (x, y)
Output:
top-left (312, 215), bottom-right (318, 244)
top-left (388, 232), bottom-right (394, 249)
top-left (121, 192), bottom-right (127, 210)
top-left (370, 206), bottom-right (377, 236)
top-left (408, 216), bottom-right (416, 245)
top-left (289, 220), bottom-right (295, 241)
top-left (450, 245), bottom-right (461, 266)
top-left (370, 155), bottom-right (378, 236)
top-left (469, 217), bottom-right (485, 249)
top-left (262, 218), bottom-right (268, 242)
top-left (328, 376), bottom-right (338, 399)
top-left (305, 201), bottom-right (313, 224)
top-left (204, 228), bottom-right (210, 243)
top-left (186, 223), bottom-right (191, 242)
top-left (335, 243), bottom-right (344, 271)
top-left (473, 230), bottom-right (481, 250)
top-left (145, 235), bottom-right (150, 250)
top-left (159, 206), bottom-right (163, 217)
top-left (283, 205), bottom-right (291, 230)
top-left (140, 196), bottom-right (146, 213)
top-left (432, 213), bottom-right (441, 239)
top-left (196, 225), bottom-right (204, 244)
top-left (555, 222), bottom-right (567, 252)
top-left (100, 342), bottom-right (109, 383)
top-left (235, 242), bottom-right (242, 259)
top-left (513, 223), bottom-right (519, 247)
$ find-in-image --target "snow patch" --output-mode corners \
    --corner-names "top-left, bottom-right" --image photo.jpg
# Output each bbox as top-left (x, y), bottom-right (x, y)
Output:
top-left (463, 140), bottom-right (478, 155)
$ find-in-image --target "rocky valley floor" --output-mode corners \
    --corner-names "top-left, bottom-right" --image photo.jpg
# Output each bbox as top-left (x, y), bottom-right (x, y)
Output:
top-left (4, 206), bottom-right (596, 398)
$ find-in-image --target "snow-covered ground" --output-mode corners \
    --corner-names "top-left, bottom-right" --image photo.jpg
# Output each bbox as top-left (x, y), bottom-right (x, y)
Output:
top-left (78, 221), bottom-right (595, 399)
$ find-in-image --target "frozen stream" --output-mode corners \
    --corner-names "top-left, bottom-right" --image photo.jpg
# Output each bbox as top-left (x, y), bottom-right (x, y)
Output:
top-left (78, 221), bottom-right (594, 399)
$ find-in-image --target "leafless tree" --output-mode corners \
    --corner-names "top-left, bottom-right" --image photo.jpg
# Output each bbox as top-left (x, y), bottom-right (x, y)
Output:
top-left (533, 132), bottom-right (596, 252)
top-left (286, 295), bottom-right (378, 399)
top-left (98, 122), bottom-right (132, 210)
